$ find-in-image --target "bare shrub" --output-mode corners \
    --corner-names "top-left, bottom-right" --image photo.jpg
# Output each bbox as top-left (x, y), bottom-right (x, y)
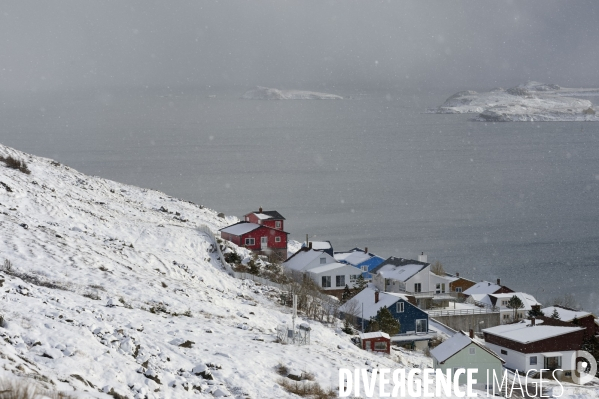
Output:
top-left (430, 260), bottom-right (445, 276)
top-left (275, 362), bottom-right (289, 376)
top-left (277, 378), bottom-right (336, 399)
top-left (0, 155), bottom-right (31, 175)
top-left (0, 377), bottom-right (77, 399)
top-left (83, 291), bottom-right (100, 301)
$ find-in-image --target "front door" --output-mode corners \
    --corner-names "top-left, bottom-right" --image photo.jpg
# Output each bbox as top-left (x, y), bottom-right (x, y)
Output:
top-left (261, 236), bottom-right (267, 249)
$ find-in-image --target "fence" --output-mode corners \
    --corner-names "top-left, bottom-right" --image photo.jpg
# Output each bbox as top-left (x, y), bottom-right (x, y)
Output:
top-left (427, 307), bottom-right (499, 317)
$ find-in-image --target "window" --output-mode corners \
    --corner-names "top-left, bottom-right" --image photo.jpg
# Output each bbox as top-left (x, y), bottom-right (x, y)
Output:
top-left (455, 287), bottom-right (462, 293)
top-left (361, 265), bottom-right (368, 272)
top-left (320, 257), bottom-right (326, 264)
top-left (469, 347), bottom-right (476, 355)
top-left (436, 283), bottom-right (441, 293)
top-left (336, 275), bottom-right (345, 287)
top-left (374, 341), bottom-right (388, 351)
top-left (321, 276), bottom-right (331, 288)
top-left (244, 238), bottom-right (255, 245)
top-left (501, 349), bottom-right (507, 355)
top-left (350, 274), bottom-right (359, 282)
top-left (502, 300), bottom-right (508, 306)
top-left (275, 236), bottom-right (281, 242)
top-left (414, 283), bottom-right (422, 293)
top-left (396, 302), bottom-right (404, 313)
top-left (275, 221), bottom-right (281, 228)
top-left (529, 356), bottom-right (537, 366)
top-left (544, 356), bottom-right (562, 370)
top-left (416, 319), bottom-right (427, 333)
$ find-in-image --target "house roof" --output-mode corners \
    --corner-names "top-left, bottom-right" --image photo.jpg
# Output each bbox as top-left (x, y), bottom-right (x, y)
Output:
top-left (307, 262), bottom-right (359, 274)
top-left (335, 251), bottom-right (371, 266)
top-left (220, 221), bottom-right (289, 237)
top-left (219, 222), bottom-right (261, 236)
top-left (303, 241), bottom-right (332, 250)
top-left (371, 257), bottom-right (429, 282)
top-left (339, 286), bottom-right (410, 320)
top-left (360, 331), bottom-right (390, 340)
top-left (246, 210), bottom-right (285, 220)
top-left (490, 292), bottom-right (540, 310)
top-left (283, 248), bottom-right (331, 272)
top-left (541, 306), bottom-right (592, 322)
top-left (483, 319), bottom-right (584, 344)
top-left (431, 331), bottom-right (505, 364)
top-left (463, 281), bottom-right (502, 295)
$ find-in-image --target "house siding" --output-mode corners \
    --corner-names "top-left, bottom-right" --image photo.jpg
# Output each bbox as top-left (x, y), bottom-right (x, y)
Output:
top-left (354, 299), bottom-right (429, 334)
top-left (483, 329), bottom-right (585, 354)
top-left (485, 343), bottom-right (578, 373)
top-left (435, 343), bottom-right (503, 388)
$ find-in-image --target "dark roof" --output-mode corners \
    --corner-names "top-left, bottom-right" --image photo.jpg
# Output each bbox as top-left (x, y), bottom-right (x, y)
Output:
top-left (246, 210), bottom-right (285, 220)
top-left (370, 256), bottom-right (429, 274)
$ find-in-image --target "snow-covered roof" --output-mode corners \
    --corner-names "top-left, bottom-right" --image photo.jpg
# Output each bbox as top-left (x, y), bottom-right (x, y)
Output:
top-left (339, 287), bottom-right (410, 320)
top-left (360, 332), bottom-right (390, 340)
top-left (307, 262), bottom-right (358, 275)
top-left (376, 263), bottom-right (426, 282)
top-left (254, 213), bottom-right (272, 220)
top-left (335, 251), bottom-right (371, 266)
top-left (306, 241), bottom-right (332, 250)
top-left (491, 292), bottom-right (540, 310)
top-left (431, 331), bottom-right (505, 364)
top-left (541, 306), bottom-right (592, 322)
top-left (283, 249), bottom-right (331, 271)
top-left (463, 281), bottom-right (502, 295)
top-left (483, 320), bottom-right (584, 344)
top-left (219, 222), bottom-right (261, 236)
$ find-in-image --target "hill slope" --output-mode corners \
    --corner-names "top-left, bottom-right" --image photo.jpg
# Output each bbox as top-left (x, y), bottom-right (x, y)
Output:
top-left (0, 144), bottom-right (427, 398)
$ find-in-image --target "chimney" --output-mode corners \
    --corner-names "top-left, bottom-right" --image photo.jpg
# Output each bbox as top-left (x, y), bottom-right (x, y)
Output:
top-left (308, 242), bottom-right (312, 249)
top-left (456, 272), bottom-right (460, 277)
top-left (418, 252), bottom-right (427, 263)
top-left (375, 291), bottom-right (380, 304)
top-left (469, 329), bottom-right (474, 339)
top-left (497, 278), bottom-right (501, 286)
top-left (531, 317), bottom-right (536, 326)
top-left (364, 247), bottom-right (368, 254)
top-left (259, 207), bottom-right (263, 213)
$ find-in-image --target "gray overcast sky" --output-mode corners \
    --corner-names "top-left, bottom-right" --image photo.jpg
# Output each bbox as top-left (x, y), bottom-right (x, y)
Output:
top-left (1, 1), bottom-right (598, 92)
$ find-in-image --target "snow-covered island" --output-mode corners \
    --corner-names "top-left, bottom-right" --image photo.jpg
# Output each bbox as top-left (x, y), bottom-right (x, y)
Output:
top-left (427, 81), bottom-right (599, 122)
top-left (242, 86), bottom-right (343, 100)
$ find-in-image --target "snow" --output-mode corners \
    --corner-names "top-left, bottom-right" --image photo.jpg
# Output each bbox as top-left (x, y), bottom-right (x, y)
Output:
top-left (427, 81), bottom-right (599, 122)
top-left (339, 286), bottom-right (409, 320)
top-left (241, 86), bottom-right (343, 100)
top-left (306, 262), bottom-right (354, 274)
top-left (253, 213), bottom-right (272, 220)
top-left (492, 292), bottom-right (540, 310)
top-left (463, 281), bottom-right (501, 295)
top-left (430, 332), bottom-right (471, 363)
top-left (219, 222), bottom-right (261, 236)
top-left (282, 248), bottom-right (328, 271)
top-left (359, 332), bottom-right (390, 340)
top-left (336, 251), bottom-right (370, 266)
top-left (0, 143), bottom-right (451, 398)
top-left (541, 306), bottom-right (592, 322)
top-left (303, 241), bottom-right (332, 250)
top-left (483, 320), bottom-right (584, 344)
top-left (376, 263), bottom-right (426, 282)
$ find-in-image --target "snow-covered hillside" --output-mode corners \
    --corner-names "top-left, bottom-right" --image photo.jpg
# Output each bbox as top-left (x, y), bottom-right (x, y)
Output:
top-left (242, 87), bottom-right (343, 100)
top-left (0, 144), bottom-right (431, 399)
top-left (427, 81), bottom-right (599, 122)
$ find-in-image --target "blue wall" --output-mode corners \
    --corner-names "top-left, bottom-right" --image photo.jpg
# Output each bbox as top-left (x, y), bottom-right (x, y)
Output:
top-left (352, 298), bottom-right (429, 334)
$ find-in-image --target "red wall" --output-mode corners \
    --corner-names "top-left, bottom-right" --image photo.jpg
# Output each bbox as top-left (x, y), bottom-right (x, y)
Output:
top-left (245, 214), bottom-right (284, 231)
top-left (240, 226), bottom-right (287, 250)
top-left (362, 337), bottom-right (391, 354)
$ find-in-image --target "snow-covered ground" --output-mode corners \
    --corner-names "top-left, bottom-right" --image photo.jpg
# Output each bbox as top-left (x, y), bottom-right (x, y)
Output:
top-left (0, 144), bottom-right (437, 398)
top-left (427, 81), bottom-right (599, 122)
top-left (242, 86), bottom-right (343, 100)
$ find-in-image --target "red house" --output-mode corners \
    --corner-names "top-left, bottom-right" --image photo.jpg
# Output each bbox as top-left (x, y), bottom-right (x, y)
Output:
top-left (220, 208), bottom-right (288, 260)
top-left (243, 207), bottom-right (286, 231)
top-left (359, 332), bottom-right (391, 354)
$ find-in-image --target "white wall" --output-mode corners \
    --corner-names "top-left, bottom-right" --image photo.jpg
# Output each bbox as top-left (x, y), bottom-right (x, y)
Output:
top-left (309, 264), bottom-right (362, 290)
top-left (485, 343), bottom-right (578, 372)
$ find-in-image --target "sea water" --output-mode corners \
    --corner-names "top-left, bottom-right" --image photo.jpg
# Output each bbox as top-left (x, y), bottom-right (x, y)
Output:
top-left (1, 87), bottom-right (598, 311)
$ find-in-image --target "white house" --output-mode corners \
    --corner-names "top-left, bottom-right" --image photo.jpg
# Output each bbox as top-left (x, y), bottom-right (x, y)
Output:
top-left (307, 262), bottom-right (362, 291)
top-left (483, 319), bottom-right (586, 378)
top-left (463, 280), bottom-right (511, 296)
top-left (466, 292), bottom-right (541, 323)
top-left (283, 248), bottom-right (336, 272)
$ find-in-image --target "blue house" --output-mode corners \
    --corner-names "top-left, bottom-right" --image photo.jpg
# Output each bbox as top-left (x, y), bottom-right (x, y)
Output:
top-left (339, 286), bottom-right (429, 334)
top-left (334, 247), bottom-right (385, 280)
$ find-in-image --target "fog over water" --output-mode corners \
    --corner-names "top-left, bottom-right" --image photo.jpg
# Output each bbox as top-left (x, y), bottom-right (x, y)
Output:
top-left (1, 2), bottom-right (599, 311)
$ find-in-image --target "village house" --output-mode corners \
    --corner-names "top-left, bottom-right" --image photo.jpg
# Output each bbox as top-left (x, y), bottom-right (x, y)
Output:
top-left (466, 292), bottom-right (540, 324)
top-left (483, 319), bottom-right (586, 380)
top-left (339, 287), bottom-right (429, 337)
top-left (431, 330), bottom-right (504, 390)
top-left (301, 240), bottom-right (334, 256)
top-left (283, 246), bottom-right (363, 296)
top-left (463, 279), bottom-right (514, 297)
top-left (371, 254), bottom-right (456, 309)
top-left (541, 305), bottom-right (598, 335)
top-left (443, 272), bottom-right (477, 295)
top-left (334, 247), bottom-right (385, 280)
top-left (244, 207), bottom-right (286, 230)
top-left (219, 221), bottom-right (288, 260)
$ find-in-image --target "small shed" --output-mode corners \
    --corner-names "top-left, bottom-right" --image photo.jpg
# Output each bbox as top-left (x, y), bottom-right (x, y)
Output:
top-left (359, 332), bottom-right (391, 354)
